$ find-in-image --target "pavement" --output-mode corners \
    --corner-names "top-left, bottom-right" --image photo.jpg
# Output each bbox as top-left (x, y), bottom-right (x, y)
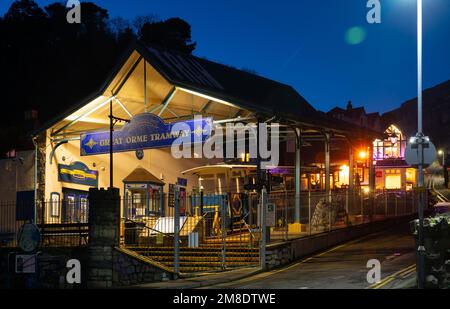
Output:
top-left (369, 266), bottom-right (417, 289)
top-left (203, 222), bottom-right (416, 289)
top-left (130, 266), bottom-right (261, 289)
top-left (130, 221), bottom-right (416, 289)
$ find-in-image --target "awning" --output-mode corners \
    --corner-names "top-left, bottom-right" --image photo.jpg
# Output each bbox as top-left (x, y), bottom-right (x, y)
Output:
top-left (181, 164), bottom-right (257, 175)
top-left (123, 166), bottom-right (165, 185)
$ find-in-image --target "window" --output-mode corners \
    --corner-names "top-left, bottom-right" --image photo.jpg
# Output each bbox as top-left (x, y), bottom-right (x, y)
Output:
top-left (50, 193), bottom-right (60, 217)
top-left (385, 175), bottom-right (401, 189)
top-left (373, 125), bottom-right (406, 160)
top-left (80, 197), bottom-right (88, 223)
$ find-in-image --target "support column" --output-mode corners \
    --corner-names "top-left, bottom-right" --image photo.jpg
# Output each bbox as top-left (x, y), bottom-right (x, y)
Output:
top-left (87, 188), bottom-right (120, 288)
top-left (325, 133), bottom-right (331, 203)
top-left (348, 146), bottom-right (354, 215)
top-left (368, 146), bottom-right (375, 219)
top-left (174, 186), bottom-right (180, 278)
top-left (349, 146), bottom-right (354, 194)
top-left (368, 146), bottom-right (375, 192)
top-left (295, 128), bottom-right (301, 223)
top-left (144, 60), bottom-right (148, 112)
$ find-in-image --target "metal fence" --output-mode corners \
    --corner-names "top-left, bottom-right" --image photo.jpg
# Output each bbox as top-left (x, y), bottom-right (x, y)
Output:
top-left (121, 192), bottom-right (260, 273)
top-left (264, 189), bottom-right (421, 243)
top-left (0, 199), bottom-right (89, 248)
top-left (1, 188), bottom-right (422, 273)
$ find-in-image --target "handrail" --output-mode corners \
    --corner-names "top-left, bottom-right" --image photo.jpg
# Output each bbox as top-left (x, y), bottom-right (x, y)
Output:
top-left (124, 218), bottom-right (174, 239)
top-left (432, 189), bottom-right (449, 203)
top-left (240, 213), bottom-right (256, 240)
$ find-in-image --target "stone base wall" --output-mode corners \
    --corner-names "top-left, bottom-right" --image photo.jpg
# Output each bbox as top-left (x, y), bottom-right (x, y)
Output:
top-left (0, 247), bottom-right (87, 289)
top-left (86, 188), bottom-right (174, 288)
top-left (112, 248), bottom-right (173, 287)
top-left (412, 216), bottom-right (450, 289)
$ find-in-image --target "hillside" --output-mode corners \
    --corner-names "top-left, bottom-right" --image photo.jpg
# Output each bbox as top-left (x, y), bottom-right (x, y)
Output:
top-left (382, 80), bottom-right (450, 149)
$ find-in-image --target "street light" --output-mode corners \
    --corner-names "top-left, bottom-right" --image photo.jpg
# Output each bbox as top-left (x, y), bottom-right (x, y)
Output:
top-left (414, 0), bottom-right (426, 290)
top-left (438, 149), bottom-right (445, 166)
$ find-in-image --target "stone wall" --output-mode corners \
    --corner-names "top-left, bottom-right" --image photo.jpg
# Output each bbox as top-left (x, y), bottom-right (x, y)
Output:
top-left (112, 247), bottom-right (173, 286)
top-left (412, 216), bottom-right (450, 289)
top-left (86, 188), bottom-right (120, 288)
top-left (0, 247), bottom-right (87, 289)
top-left (86, 187), bottom-right (174, 288)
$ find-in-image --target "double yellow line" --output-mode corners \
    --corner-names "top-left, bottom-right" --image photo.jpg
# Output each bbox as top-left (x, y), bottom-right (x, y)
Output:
top-left (369, 264), bottom-right (416, 289)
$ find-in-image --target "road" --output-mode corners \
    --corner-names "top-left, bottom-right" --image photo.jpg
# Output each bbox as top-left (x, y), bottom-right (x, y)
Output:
top-left (205, 222), bottom-right (416, 289)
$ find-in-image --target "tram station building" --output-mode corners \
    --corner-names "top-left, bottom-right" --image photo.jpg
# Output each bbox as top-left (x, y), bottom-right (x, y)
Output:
top-left (0, 42), bottom-right (420, 276)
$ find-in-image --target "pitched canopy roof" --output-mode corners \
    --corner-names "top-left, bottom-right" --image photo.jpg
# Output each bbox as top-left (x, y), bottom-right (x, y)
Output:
top-left (140, 44), bottom-right (319, 121)
top-left (123, 166), bottom-right (165, 185)
top-left (35, 40), bottom-right (381, 141)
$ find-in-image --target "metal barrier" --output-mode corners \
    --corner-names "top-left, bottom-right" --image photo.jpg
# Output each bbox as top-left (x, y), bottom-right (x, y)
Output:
top-left (262, 189), bottom-right (422, 243)
top-left (0, 199), bottom-right (89, 248)
top-left (121, 190), bottom-right (261, 273)
top-left (0, 188), bottom-right (423, 272)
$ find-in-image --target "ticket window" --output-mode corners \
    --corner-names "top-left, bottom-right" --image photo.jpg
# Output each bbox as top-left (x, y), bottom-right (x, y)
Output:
top-left (125, 184), bottom-right (163, 218)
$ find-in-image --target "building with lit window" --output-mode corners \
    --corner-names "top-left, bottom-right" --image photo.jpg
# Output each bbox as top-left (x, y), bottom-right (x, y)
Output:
top-left (373, 124), bottom-right (417, 190)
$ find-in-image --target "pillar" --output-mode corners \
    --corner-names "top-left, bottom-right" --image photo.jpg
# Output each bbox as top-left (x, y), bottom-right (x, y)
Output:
top-left (325, 133), bottom-right (331, 203)
top-left (295, 128), bottom-right (301, 223)
top-left (87, 188), bottom-right (120, 288)
top-left (348, 146), bottom-right (354, 215)
top-left (369, 146), bottom-right (375, 192)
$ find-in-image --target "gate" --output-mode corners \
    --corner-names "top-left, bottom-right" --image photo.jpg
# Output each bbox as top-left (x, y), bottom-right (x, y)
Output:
top-left (122, 188), bottom-right (261, 273)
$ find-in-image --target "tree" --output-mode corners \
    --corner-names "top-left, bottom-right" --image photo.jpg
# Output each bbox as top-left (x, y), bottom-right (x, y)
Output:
top-left (4, 0), bottom-right (46, 21)
top-left (0, 1), bottom-right (197, 156)
top-left (139, 17), bottom-right (197, 54)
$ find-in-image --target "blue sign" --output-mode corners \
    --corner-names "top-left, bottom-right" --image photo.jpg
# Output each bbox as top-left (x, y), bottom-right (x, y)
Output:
top-left (80, 113), bottom-right (212, 156)
top-left (58, 161), bottom-right (99, 187)
top-left (177, 177), bottom-right (188, 187)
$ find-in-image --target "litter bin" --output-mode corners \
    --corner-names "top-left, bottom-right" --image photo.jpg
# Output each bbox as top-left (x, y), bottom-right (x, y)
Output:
top-left (124, 221), bottom-right (145, 245)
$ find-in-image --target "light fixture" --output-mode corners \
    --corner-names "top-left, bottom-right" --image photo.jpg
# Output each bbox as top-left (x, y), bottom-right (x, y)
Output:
top-left (358, 150), bottom-right (368, 160)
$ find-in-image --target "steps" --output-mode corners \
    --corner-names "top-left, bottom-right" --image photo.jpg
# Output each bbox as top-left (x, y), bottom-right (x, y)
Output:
top-left (433, 189), bottom-right (450, 203)
top-left (127, 243), bottom-right (260, 273)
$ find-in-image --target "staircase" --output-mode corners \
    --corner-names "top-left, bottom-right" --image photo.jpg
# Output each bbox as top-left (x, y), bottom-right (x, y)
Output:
top-left (433, 188), bottom-right (450, 203)
top-left (127, 237), bottom-right (259, 273)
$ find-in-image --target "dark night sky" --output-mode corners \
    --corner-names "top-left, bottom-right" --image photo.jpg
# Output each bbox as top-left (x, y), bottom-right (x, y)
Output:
top-left (1, 0), bottom-right (449, 114)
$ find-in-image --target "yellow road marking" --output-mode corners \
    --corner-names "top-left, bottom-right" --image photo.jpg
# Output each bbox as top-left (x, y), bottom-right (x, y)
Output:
top-left (369, 264), bottom-right (416, 289)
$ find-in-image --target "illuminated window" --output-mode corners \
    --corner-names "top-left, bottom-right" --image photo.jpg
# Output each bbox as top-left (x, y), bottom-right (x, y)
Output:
top-left (406, 168), bottom-right (416, 183)
top-left (338, 165), bottom-right (349, 186)
top-left (373, 125), bottom-right (406, 160)
top-left (385, 175), bottom-right (401, 189)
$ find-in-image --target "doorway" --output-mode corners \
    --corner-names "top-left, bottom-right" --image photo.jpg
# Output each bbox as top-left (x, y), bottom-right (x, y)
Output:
top-left (62, 188), bottom-right (89, 223)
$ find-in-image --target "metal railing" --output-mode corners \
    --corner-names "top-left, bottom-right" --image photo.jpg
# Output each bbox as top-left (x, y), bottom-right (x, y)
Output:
top-left (121, 192), bottom-right (260, 273)
top-left (0, 188), bottom-right (424, 272)
top-left (0, 199), bottom-right (89, 248)
top-left (262, 189), bottom-right (422, 244)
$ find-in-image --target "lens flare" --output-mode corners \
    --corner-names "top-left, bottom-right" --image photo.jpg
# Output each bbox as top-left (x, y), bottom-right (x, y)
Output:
top-left (345, 26), bottom-right (367, 45)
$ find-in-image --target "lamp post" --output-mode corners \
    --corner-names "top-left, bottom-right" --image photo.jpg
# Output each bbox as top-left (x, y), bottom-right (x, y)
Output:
top-left (414, 0), bottom-right (426, 290)
top-left (438, 149), bottom-right (448, 188)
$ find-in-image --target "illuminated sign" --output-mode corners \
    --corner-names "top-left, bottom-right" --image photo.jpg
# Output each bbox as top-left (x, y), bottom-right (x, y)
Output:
top-left (80, 113), bottom-right (212, 156)
top-left (58, 161), bottom-right (98, 187)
